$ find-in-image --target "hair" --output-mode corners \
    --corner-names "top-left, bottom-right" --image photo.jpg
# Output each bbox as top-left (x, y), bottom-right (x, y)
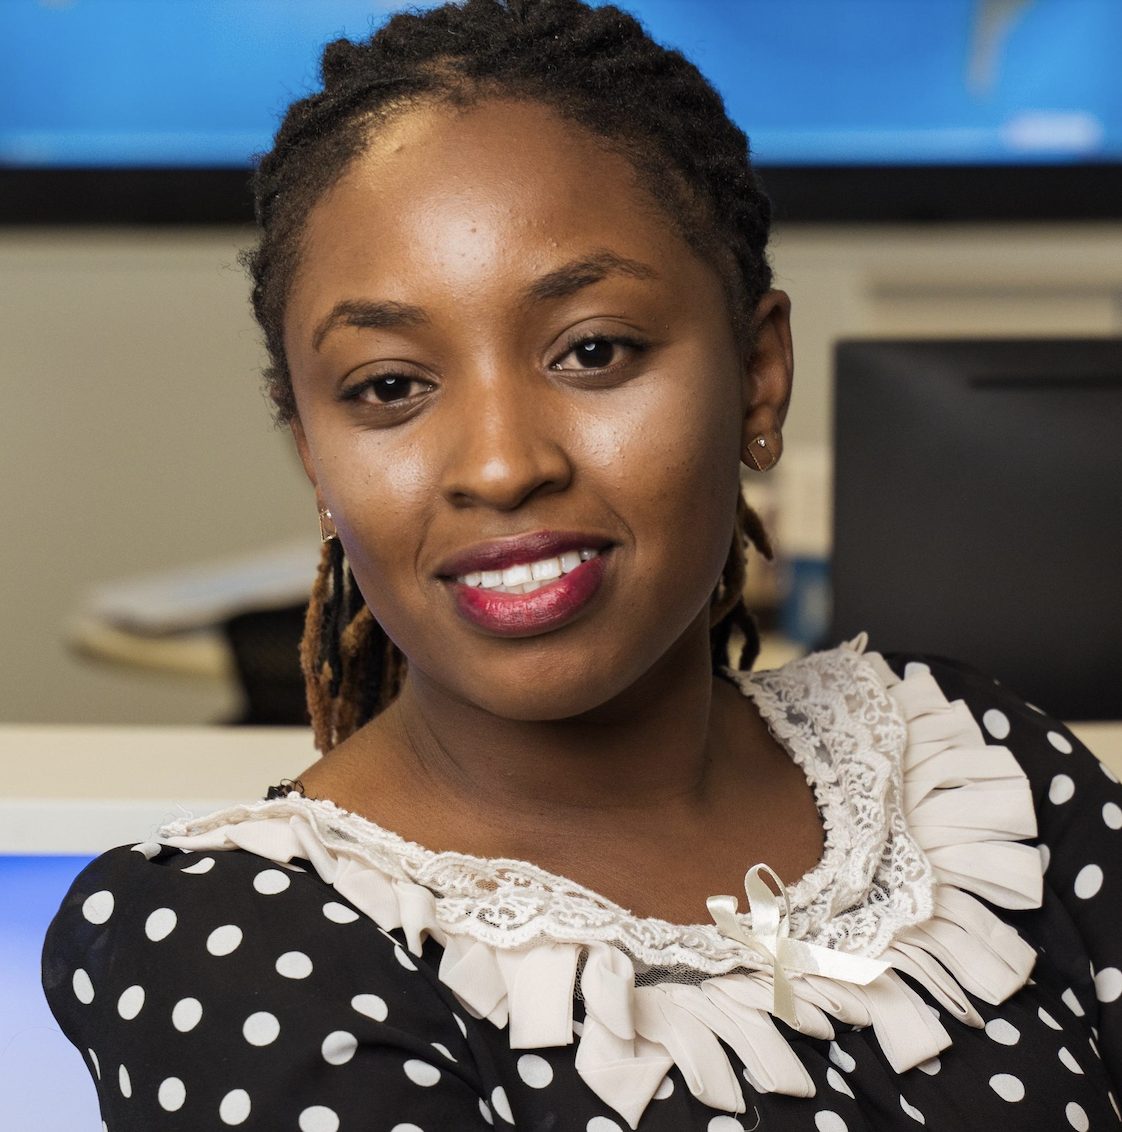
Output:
top-left (243, 0), bottom-right (777, 752)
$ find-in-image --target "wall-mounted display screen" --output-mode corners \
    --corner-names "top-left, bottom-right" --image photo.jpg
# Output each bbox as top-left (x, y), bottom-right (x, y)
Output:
top-left (3, 0), bottom-right (1120, 221)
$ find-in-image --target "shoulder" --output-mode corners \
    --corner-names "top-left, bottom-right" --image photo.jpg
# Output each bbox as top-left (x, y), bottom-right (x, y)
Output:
top-left (879, 650), bottom-right (1120, 812)
top-left (42, 843), bottom-right (491, 1127)
top-left (43, 840), bottom-right (453, 1017)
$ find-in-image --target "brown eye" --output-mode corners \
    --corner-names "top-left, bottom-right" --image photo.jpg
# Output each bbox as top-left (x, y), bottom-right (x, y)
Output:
top-left (368, 376), bottom-right (415, 403)
top-left (552, 335), bottom-right (643, 372)
top-left (343, 373), bottom-right (432, 406)
top-left (571, 339), bottom-right (616, 367)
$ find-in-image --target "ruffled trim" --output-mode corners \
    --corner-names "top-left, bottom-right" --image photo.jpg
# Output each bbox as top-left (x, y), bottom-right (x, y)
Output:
top-left (159, 646), bottom-right (1042, 1129)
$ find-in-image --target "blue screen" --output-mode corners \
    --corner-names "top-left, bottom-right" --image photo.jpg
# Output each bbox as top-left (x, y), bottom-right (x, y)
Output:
top-left (2, 0), bottom-right (1120, 168)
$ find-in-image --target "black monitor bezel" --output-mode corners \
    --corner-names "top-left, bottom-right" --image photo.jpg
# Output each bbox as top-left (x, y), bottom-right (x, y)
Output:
top-left (4, 163), bottom-right (1122, 226)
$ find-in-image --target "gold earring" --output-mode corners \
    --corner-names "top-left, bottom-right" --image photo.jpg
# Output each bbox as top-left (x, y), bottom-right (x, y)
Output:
top-left (744, 434), bottom-right (778, 472)
top-left (318, 507), bottom-right (337, 543)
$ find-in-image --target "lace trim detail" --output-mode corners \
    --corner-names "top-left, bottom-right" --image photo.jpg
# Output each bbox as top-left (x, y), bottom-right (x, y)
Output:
top-left (160, 646), bottom-right (934, 971)
top-left (159, 645), bottom-right (1043, 1128)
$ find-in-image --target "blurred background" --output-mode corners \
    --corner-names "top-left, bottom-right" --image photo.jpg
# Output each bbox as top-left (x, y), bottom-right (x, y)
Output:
top-left (2, 0), bottom-right (1121, 729)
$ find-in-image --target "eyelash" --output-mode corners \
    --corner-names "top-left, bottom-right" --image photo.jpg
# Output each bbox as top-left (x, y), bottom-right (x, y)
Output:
top-left (550, 333), bottom-right (647, 372)
top-left (338, 333), bottom-right (646, 409)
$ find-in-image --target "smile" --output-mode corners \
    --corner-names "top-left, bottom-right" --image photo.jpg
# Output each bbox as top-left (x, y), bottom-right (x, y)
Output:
top-left (443, 536), bottom-right (610, 637)
top-left (456, 548), bottom-right (600, 594)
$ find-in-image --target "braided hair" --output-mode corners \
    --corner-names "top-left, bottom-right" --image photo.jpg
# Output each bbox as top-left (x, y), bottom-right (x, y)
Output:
top-left (243, 0), bottom-right (777, 752)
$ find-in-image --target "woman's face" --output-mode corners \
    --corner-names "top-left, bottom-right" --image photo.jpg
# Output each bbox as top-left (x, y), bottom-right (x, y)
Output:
top-left (284, 98), bottom-right (791, 721)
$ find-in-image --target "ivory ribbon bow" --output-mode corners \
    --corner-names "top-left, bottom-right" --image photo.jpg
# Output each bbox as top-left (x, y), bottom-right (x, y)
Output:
top-left (707, 864), bottom-right (890, 1028)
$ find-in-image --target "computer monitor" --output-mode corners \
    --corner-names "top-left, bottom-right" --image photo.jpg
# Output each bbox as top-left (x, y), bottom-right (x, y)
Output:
top-left (830, 338), bottom-right (1122, 721)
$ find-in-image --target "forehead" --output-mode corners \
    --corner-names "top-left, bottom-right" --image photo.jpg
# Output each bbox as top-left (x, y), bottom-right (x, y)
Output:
top-left (289, 98), bottom-right (698, 310)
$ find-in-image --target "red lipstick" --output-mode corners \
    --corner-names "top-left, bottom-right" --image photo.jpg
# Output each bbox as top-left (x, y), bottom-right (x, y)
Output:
top-left (439, 531), bottom-right (611, 637)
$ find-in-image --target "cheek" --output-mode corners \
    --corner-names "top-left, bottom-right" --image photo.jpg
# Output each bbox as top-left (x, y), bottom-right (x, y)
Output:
top-left (311, 428), bottom-right (435, 621)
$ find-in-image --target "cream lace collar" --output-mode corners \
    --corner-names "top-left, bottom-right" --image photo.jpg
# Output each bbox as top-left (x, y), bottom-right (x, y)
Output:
top-left (160, 641), bottom-right (1043, 1129)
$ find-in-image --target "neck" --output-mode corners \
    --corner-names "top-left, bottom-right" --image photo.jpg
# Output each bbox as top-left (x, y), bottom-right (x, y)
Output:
top-left (383, 616), bottom-right (724, 824)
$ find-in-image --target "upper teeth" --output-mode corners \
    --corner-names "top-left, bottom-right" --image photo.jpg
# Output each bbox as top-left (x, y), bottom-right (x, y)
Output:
top-left (458, 548), bottom-right (599, 593)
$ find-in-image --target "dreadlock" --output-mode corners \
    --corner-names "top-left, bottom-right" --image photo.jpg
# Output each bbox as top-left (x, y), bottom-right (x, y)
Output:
top-left (244, 0), bottom-right (777, 751)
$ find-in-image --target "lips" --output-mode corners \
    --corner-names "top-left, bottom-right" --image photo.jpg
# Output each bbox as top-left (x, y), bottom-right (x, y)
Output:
top-left (438, 531), bottom-right (612, 637)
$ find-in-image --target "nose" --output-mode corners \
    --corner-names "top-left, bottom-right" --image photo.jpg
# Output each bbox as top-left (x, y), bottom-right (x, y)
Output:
top-left (440, 373), bottom-right (573, 511)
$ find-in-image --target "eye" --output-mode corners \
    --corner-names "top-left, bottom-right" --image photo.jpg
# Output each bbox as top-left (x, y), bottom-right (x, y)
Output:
top-left (342, 373), bottom-right (432, 405)
top-left (551, 335), bottom-right (643, 372)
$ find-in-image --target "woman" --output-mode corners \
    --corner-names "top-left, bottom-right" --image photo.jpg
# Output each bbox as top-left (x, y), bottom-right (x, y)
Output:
top-left (43, 2), bottom-right (1122, 1129)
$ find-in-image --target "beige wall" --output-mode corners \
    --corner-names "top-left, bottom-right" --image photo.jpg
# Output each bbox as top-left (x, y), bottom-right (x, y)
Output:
top-left (3, 223), bottom-right (1122, 724)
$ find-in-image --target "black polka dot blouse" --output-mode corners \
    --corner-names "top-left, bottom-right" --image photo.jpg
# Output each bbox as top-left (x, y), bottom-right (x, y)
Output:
top-left (42, 652), bottom-right (1122, 1130)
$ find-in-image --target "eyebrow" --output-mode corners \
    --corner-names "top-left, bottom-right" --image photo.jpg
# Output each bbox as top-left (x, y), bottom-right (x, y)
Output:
top-left (312, 299), bottom-right (428, 351)
top-left (523, 250), bottom-right (658, 304)
top-left (311, 250), bottom-right (658, 351)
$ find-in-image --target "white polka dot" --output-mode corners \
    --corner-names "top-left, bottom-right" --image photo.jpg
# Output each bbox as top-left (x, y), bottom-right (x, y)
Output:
top-left (516, 1053), bottom-right (553, 1088)
top-left (985, 1018), bottom-right (1020, 1045)
top-left (708, 1119), bottom-right (745, 1132)
top-left (323, 901), bottom-right (360, 923)
top-left (1111, 1093), bottom-right (1120, 1121)
top-left (904, 661), bottom-right (930, 678)
top-left (989, 1073), bottom-right (1025, 1101)
top-left (403, 1059), bottom-right (441, 1087)
top-left (299, 1106), bottom-right (340, 1132)
top-left (492, 1085), bottom-right (514, 1124)
top-left (1074, 864), bottom-right (1103, 899)
top-left (454, 1014), bottom-right (468, 1037)
top-left (276, 950), bottom-right (313, 979)
top-left (72, 968), bottom-right (94, 1004)
top-left (828, 1041), bottom-right (856, 1072)
top-left (391, 1126), bottom-right (425, 1132)
top-left (243, 1012), bottom-right (280, 1046)
top-left (118, 1063), bottom-right (131, 1098)
top-left (131, 842), bottom-right (161, 859)
top-left (1049, 775), bottom-right (1075, 804)
top-left (900, 1096), bottom-right (925, 1123)
top-left (1039, 844), bottom-right (1052, 872)
top-left (1048, 730), bottom-right (1074, 754)
top-left (207, 924), bottom-right (243, 956)
top-left (1058, 1046), bottom-right (1083, 1074)
top-left (1103, 802), bottom-right (1122, 829)
top-left (814, 1113), bottom-right (848, 1132)
top-left (1063, 987), bottom-right (1086, 1016)
top-left (983, 709), bottom-right (1010, 740)
top-left (351, 993), bottom-right (388, 1021)
top-left (654, 1075), bottom-right (674, 1099)
top-left (917, 1056), bottom-right (941, 1075)
top-left (172, 997), bottom-right (203, 1032)
top-left (158, 1077), bottom-right (186, 1112)
top-left (587, 1119), bottom-right (622, 1132)
top-left (1066, 1101), bottom-right (1089, 1130)
top-left (117, 985), bottom-right (145, 1021)
top-left (394, 946), bottom-right (418, 971)
top-left (432, 1041), bottom-right (457, 1062)
top-left (253, 869), bottom-right (290, 895)
top-left (1090, 1034), bottom-right (1101, 1057)
top-left (1095, 967), bottom-right (1122, 1002)
top-left (479, 1097), bottom-right (494, 1124)
top-left (322, 1030), bottom-right (357, 1065)
top-left (145, 907), bottom-right (177, 942)
top-left (827, 1067), bottom-right (854, 1097)
top-left (88, 1048), bottom-right (100, 1079)
top-left (1039, 1006), bottom-right (1062, 1029)
top-left (219, 1088), bottom-right (251, 1125)
top-left (82, 890), bottom-right (115, 925)
top-left (182, 856), bottom-right (215, 874)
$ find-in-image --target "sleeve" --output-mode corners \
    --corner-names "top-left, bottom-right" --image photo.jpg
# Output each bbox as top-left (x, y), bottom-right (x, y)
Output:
top-left (41, 843), bottom-right (496, 1131)
top-left (884, 652), bottom-right (1122, 1091)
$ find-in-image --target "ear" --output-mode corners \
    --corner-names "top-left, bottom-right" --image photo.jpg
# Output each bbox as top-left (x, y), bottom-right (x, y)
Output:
top-left (740, 289), bottom-right (793, 472)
